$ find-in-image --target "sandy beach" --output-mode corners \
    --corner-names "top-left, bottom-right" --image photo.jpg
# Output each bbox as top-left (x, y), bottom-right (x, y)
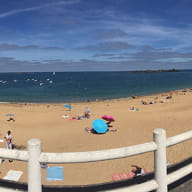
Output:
top-left (0, 89), bottom-right (191, 186)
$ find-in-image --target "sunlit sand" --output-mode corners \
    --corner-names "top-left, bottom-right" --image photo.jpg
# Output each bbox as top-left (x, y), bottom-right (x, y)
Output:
top-left (0, 89), bottom-right (191, 185)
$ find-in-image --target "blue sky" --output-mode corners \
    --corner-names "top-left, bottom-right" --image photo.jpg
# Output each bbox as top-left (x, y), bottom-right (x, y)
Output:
top-left (0, 0), bottom-right (192, 72)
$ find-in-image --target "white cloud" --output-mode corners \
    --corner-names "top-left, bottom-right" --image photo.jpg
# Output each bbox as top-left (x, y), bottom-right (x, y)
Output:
top-left (0, 0), bottom-right (80, 18)
top-left (0, 43), bottom-right (64, 51)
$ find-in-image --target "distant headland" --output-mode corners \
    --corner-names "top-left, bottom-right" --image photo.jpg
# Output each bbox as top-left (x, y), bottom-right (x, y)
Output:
top-left (132, 69), bottom-right (179, 73)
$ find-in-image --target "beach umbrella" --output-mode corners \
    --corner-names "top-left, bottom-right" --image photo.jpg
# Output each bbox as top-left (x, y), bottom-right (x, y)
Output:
top-left (102, 115), bottom-right (115, 122)
top-left (92, 119), bottom-right (108, 134)
top-left (6, 114), bottom-right (14, 117)
top-left (64, 104), bottom-right (72, 110)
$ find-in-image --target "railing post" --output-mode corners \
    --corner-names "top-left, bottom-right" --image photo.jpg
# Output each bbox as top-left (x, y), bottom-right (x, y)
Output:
top-left (153, 128), bottom-right (167, 192)
top-left (28, 139), bottom-right (42, 192)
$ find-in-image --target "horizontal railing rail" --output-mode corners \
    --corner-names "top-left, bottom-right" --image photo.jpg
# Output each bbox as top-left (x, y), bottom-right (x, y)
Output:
top-left (166, 130), bottom-right (192, 147)
top-left (40, 142), bottom-right (157, 163)
top-left (0, 148), bottom-right (28, 161)
top-left (0, 130), bottom-right (191, 163)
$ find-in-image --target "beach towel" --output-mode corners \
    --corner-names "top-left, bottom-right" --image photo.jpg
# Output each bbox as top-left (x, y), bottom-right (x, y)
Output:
top-left (112, 171), bottom-right (135, 181)
top-left (3, 170), bottom-right (23, 181)
top-left (46, 166), bottom-right (64, 181)
top-left (69, 118), bottom-right (77, 121)
top-left (0, 139), bottom-right (4, 142)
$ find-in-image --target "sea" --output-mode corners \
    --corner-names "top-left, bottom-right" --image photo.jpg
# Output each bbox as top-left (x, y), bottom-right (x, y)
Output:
top-left (0, 70), bottom-right (192, 103)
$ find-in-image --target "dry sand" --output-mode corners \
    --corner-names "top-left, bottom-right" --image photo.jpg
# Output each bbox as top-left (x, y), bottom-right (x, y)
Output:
top-left (0, 89), bottom-right (191, 186)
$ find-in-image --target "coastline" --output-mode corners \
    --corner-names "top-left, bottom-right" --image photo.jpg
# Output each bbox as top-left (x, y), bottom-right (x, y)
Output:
top-left (0, 87), bottom-right (190, 105)
top-left (0, 88), bottom-right (191, 185)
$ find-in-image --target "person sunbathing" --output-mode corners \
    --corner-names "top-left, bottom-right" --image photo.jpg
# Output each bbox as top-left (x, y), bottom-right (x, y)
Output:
top-left (129, 106), bottom-right (135, 111)
top-left (141, 100), bottom-right (148, 105)
top-left (85, 127), bottom-right (117, 134)
top-left (131, 165), bottom-right (146, 177)
top-left (112, 165), bottom-right (147, 181)
top-left (7, 117), bottom-right (15, 122)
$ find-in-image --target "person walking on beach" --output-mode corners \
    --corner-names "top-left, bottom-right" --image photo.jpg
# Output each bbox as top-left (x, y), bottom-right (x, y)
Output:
top-left (4, 130), bottom-right (13, 150)
top-left (4, 131), bottom-right (14, 163)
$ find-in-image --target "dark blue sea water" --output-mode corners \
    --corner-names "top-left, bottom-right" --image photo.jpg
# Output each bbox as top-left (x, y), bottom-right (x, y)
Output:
top-left (0, 71), bottom-right (192, 103)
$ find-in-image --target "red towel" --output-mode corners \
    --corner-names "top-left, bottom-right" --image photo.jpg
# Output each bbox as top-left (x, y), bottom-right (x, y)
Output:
top-left (112, 171), bottom-right (135, 181)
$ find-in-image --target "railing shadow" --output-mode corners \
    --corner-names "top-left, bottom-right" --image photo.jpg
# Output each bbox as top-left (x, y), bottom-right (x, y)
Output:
top-left (12, 144), bottom-right (26, 150)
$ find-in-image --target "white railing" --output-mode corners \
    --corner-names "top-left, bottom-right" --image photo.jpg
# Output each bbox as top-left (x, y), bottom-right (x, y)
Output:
top-left (0, 128), bottom-right (191, 192)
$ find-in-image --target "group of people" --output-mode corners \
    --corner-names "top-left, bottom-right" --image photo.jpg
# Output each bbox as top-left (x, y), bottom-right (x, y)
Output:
top-left (141, 100), bottom-right (157, 105)
top-left (76, 107), bottom-right (91, 120)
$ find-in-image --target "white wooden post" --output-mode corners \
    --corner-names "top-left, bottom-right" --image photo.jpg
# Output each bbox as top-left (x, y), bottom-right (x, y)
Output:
top-left (153, 128), bottom-right (167, 192)
top-left (28, 139), bottom-right (42, 192)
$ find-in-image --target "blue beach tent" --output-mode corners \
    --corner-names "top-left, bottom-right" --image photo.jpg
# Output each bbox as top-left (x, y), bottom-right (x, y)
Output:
top-left (92, 119), bottom-right (108, 134)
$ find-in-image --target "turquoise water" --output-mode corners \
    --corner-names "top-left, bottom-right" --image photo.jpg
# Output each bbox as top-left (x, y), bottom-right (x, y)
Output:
top-left (0, 71), bottom-right (192, 103)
